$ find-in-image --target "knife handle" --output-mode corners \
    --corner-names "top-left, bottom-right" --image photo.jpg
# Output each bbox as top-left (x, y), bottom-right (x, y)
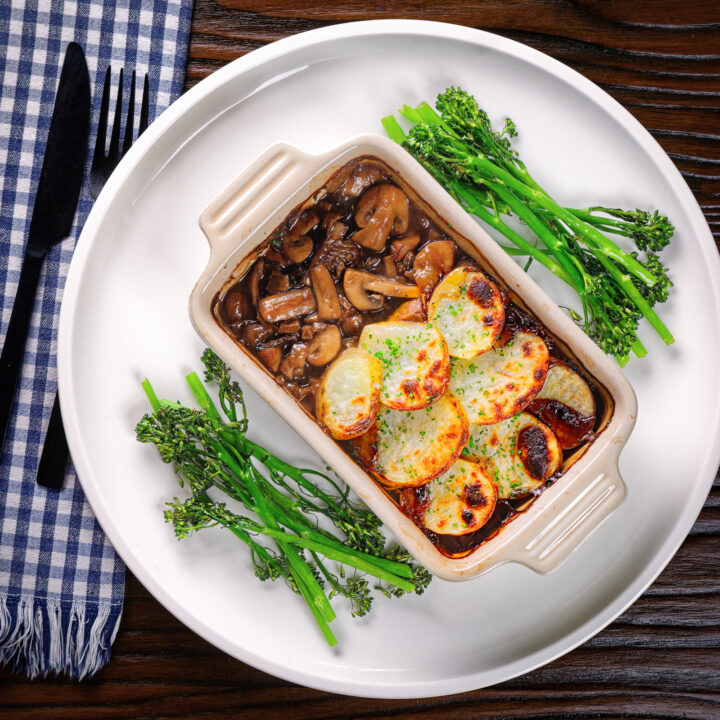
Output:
top-left (0, 250), bottom-right (45, 452)
top-left (36, 391), bottom-right (69, 489)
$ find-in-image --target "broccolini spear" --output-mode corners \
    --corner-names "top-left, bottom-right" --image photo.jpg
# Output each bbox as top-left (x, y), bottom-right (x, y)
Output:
top-left (382, 87), bottom-right (674, 365)
top-left (136, 349), bottom-right (431, 646)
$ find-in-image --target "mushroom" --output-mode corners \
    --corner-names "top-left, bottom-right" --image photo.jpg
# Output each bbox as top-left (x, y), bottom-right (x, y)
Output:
top-left (309, 265), bottom-right (342, 321)
top-left (328, 162), bottom-right (387, 197)
top-left (306, 325), bottom-right (342, 366)
top-left (390, 231), bottom-right (420, 261)
top-left (257, 346), bottom-right (282, 373)
top-left (382, 256), bottom-right (397, 277)
top-left (279, 342), bottom-right (309, 380)
top-left (343, 268), bottom-right (420, 312)
top-left (277, 320), bottom-right (301, 335)
top-left (265, 269), bottom-right (290, 294)
top-left (340, 311), bottom-right (365, 336)
top-left (352, 185), bottom-right (409, 251)
top-left (282, 210), bottom-right (319, 264)
top-left (301, 321), bottom-right (328, 341)
top-left (258, 287), bottom-right (317, 323)
top-left (221, 288), bottom-right (252, 325)
top-left (388, 298), bottom-right (425, 322)
top-left (411, 240), bottom-right (456, 293)
top-left (243, 321), bottom-right (276, 347)
top-left (248, 258), bottom-right (264, 307)
top-left (311, 212), bottom-right (359, 277)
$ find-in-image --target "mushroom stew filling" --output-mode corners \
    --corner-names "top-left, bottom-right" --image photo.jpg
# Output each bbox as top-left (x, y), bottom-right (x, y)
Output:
top-left (213, 157), bottom-right (607, 559)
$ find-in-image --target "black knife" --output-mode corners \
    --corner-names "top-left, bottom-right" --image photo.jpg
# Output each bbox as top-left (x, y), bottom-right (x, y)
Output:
top-left (0, 42), bottom-right (90, 455)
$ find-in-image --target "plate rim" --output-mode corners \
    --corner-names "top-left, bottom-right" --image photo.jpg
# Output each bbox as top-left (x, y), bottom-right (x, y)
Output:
top-left (58, 19), bottom-right (720, 698)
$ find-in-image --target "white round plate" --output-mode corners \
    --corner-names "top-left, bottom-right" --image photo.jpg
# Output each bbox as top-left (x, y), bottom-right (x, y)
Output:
top-left (58, 20), bottom-right (720, 698)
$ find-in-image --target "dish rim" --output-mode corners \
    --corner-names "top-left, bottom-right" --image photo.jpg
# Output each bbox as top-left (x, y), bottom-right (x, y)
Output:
top-left (56, 19), bottom-right (720, 697)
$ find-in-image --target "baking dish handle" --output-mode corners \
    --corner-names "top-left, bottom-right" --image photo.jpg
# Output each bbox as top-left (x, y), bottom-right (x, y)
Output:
top-left (496, 449), bottom-right (627, 574)
top-left (198, 143), bottom-right (314, 262)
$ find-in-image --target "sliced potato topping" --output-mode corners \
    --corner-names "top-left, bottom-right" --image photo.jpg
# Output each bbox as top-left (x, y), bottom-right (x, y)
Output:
top-left (359, 321), bottom-right (450, 410)
top-left (351, 394), bottom-right (469, 488)
top-left (535, 361), bottom-right (595, 416)
top-left (527, 360), bottom-right (596, 449)
top-left (449, 331), bottom-right (549, 425)
top-left (427, 267), bottom-right (505, 358)
top-left (316, 348), bottom-right (382, 441)
top-left (423, 459), bottom-right (498, 536)
top-left (463, 413), bottom-right (561, 499)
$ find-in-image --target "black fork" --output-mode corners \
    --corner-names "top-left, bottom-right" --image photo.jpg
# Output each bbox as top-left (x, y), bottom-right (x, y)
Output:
top-left (37, 67), bottom-right (151, 489)
top-left (89, 67), bottom-right (150, 199)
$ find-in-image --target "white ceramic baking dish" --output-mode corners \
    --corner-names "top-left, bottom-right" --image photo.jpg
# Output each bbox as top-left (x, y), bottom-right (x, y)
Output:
top-left (189, 134), bottom-right (637, 582)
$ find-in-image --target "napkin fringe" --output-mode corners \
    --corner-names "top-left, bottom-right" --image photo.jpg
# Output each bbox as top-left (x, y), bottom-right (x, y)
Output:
top-left (0, 594), bottom-right (122, 680)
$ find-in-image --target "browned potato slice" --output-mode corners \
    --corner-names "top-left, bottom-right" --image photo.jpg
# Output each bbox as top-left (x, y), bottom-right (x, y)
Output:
top-left (463, 413), bottom-right (561, 499)
top-left (526, 360), bottom-right (596, 448)
top-left (449, 331), bottom-right (549, 425)
top-left (422, 459), bottom-right (498, 535)
top-left (350, 394), bottom-right (469, 488)
top-left (359, 321), bottom-right (450, 410)
top-left (316, 348), bottom-right (382, 440)
top-left (427, 267), bottom-right (504, 358)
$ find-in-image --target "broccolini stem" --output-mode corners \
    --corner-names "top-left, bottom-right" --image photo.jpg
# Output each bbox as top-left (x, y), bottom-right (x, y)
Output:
top-left (141, 378), bottom-right (162, 412)
top-left (262, 496), bottom-right (415, 580)
top-left (235, 436), bottom-right (361, 524)
top-left (240, 523), bottom-right (416, 593)
top-left (209, 436), bottom-right (336, 624)
top-left (480, 177), bottom-right (587, 294)
top-left (292, 569), bottom-right (338, 646)
top-left (589, 248), bottom-right (675, 346)
top-left (458, 154), bottom-right (659, 287)
top-left (186, 371), bottom-right (222, 422)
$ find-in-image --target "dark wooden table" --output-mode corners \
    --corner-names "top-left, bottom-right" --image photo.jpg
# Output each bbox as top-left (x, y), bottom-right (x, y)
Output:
top-left (2, 1), bottom-right (719, 717)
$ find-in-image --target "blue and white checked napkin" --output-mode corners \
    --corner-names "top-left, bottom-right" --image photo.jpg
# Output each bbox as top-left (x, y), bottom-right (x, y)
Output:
top-left (1, 0), bottom-right (192, 679)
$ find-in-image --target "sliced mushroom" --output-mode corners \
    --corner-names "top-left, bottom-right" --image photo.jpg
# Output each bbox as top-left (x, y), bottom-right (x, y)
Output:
top-left (279, 342), bottom-right (309, 380)
top-left (307, 325), bottom-right (342, 367)
top-left (248, 258), bottom-right (264, 307)
top-left (311, 212), bottom-right (360, 277)
top-left (329, 162), bottom-right (387, 198)
top-left (301, 321), bottom-right (328, 341)
top-left (390, 231), bottom-right (420, 261)
top-left (257, 346), bottom-right (282, 373)
top-left (282, 210), bottom-right (319, 264)
top-left (310, 265), bottom-right (342, 321)
top-left (343, 268), bottom-right (420, 312)
top-left (388, 298), bottom-right (425, 322)
top-left (265, 269), bottom-right (290, 294)
top-left (340, 312), bottom-right (365, 336)
top-left (265, 246), bottom-right (286, 265)
top-left (353, 185), bottom-right (409, 251)
top-left (221, 288), bottom-right (252, 325)
top-left (258, 287), bottom-right (317, 323)
top-left (243, 321), bottom-right (276, 347)
top-left (277, 320), bottom-right (301, 335)
top-left (382, 256), bottom-right (397, 277)
top-left (411, 240), bottom-right (456, 293)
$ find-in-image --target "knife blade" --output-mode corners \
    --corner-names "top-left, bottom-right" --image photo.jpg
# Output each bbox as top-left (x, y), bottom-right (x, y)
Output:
top-left (0, 42), bottom-right (90, 452)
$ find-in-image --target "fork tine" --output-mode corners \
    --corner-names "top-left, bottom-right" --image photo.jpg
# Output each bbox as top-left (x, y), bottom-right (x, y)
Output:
top-left (122, 70), bottom-right (136, 156)
top-left (108, 67), bottom-right (124, 159)
top-left (138, 74), bottom-right (150, 135)
top-left (92, 66), bottom-right (111, 167)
